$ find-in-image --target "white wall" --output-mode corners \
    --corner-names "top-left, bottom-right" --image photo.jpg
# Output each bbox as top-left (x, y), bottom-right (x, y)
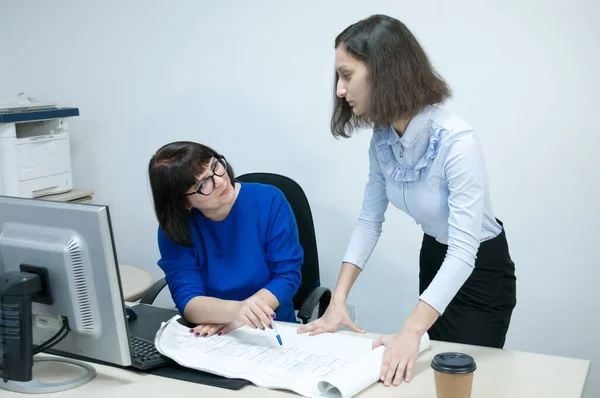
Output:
top-left (0, 33), bottom-right (9, 104)
top-left (1, 1), bottom-right (598, 395)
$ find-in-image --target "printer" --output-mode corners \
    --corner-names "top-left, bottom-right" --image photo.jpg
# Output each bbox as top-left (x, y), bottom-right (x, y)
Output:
top-left (0, 102), bottom-right (80, 198)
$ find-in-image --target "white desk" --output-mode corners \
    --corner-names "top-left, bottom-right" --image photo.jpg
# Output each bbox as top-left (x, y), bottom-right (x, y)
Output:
top-left (2, 320), bottom-right (589, 397)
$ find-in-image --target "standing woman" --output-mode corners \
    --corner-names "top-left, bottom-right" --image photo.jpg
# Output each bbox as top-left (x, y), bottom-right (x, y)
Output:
top-left (298, 14), bottom-right (516, 387)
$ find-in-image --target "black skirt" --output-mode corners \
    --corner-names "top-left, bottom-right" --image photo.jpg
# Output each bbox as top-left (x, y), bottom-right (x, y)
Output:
top-left (419, 220), bottom-right (517, 348)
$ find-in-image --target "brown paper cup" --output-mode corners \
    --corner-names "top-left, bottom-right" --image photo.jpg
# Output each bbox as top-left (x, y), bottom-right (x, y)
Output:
top-left (431, 352), bottom-right (476, 398)
top-left (433, 370), bottom-right (474, 398)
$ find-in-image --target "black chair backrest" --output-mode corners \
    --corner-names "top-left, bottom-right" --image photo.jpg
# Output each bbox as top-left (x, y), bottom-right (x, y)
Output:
top-left (236, 173), bottom-right (320, 311)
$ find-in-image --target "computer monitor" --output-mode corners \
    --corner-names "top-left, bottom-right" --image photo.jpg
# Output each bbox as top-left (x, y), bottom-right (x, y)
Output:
top-left (0, 195), bottom-right (131, 393)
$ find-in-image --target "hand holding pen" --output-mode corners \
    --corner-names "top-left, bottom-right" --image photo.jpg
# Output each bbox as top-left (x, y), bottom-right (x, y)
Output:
top-left (260, 297), bottom-right (283, 346)
top-left (233, 296), bottom-right (275, 330)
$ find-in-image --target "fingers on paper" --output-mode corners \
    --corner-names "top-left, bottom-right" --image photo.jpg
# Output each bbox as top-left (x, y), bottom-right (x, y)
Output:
top-left (380, 352), bottom-right (396, 386)
top-left (372, 337), bottom-right (384, 349)
top-left (297, 319), bottom-right (321, 334)
top-left (348, 320), bottom-right (366, 333)
top-left (380, 351), bottom-right (413, 387)
top-left (219, 322), bottom-right (244, 335)
top-left (207, 324), bottom-right (224, 337)
top-left (191, 324), bottom-right (222, 337)
top-left (219, 323), bottom-right (237, 335)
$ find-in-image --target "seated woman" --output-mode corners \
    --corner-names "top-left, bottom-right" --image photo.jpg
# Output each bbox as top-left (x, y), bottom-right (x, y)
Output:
top-left (148, 141), bottom-right (303, 337)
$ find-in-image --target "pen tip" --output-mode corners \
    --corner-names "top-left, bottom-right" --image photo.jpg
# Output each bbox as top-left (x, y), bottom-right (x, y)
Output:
top-left (277, 335), bottom-right (283, 346)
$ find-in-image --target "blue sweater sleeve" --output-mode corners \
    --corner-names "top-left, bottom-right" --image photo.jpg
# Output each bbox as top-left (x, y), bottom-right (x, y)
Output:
top-left (156, 226), bottom-right (205, 314)
top-left (262, 189), bottom-right (303, 306)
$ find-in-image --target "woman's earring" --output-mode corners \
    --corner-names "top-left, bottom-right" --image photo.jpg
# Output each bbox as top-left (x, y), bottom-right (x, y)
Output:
top-left (186, 205), bottom-right (192, 212)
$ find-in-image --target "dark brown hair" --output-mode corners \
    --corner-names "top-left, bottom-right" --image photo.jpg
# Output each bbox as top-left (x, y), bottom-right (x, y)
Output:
top-left (331, 14), bottom-right (451, 138)
top-left (148, 141), bottom-right (235, 247)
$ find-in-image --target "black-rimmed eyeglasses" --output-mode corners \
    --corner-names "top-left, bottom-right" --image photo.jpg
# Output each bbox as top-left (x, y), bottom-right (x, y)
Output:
top-left (184, 156), bottom-right (228, 196)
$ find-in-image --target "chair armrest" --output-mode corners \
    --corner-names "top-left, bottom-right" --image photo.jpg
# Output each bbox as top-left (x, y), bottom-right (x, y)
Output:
top-left (139, 277), bottom-right (168, 305)
top-left (297, 286), bottom-right (332, 324)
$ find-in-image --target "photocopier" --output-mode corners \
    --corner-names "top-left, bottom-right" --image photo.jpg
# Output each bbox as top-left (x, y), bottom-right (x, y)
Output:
top-left (0, 100), bottom-right (79, 198)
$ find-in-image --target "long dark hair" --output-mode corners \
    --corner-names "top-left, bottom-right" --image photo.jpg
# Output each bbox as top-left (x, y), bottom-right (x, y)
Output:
top-left (331, 14), bottom-right (451, 138)
top-left (148, 141), bottom-right (235, 247)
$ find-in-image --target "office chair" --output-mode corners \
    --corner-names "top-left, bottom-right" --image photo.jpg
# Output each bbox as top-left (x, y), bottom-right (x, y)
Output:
top-left (140, 173), bottom-right (331, 324)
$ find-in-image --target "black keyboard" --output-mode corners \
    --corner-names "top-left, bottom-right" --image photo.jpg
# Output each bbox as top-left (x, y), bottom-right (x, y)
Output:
top-left (129, 335), bottom-right (168, 370)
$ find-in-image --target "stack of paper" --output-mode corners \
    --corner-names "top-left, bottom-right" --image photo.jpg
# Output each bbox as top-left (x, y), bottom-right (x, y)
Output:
top-left (155, 315), bottom-right (430, 398)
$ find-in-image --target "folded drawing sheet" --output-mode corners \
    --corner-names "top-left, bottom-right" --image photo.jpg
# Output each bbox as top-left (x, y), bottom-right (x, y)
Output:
top-left (155, 315), bottom-right (430, 398)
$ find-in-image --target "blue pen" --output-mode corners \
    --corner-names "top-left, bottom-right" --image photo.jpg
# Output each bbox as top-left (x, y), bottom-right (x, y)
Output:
top-left (271, 321), bottom-right (283, 346)
top-left (260, 297), bottom-right (283, 346)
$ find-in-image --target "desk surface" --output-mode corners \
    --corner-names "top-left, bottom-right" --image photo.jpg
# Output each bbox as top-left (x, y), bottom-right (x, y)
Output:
top-left (1, 321), bottom-right (589, 397)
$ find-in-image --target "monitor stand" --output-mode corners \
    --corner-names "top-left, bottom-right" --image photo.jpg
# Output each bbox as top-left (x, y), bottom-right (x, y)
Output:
top-left (0, 270), bottom-right (96, 393)
top-left (0, 357), bottom-right (96, 393)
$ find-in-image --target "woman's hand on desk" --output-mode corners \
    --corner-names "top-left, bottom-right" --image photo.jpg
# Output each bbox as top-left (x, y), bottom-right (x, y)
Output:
top-left (296, 298), bottom-right (365, 336)
top-left (372, 326), bottom-right (422, 387)
top-left (190, 323), bottom-right (225, 337)
top-left (190, 320), bottom-right (244, 337)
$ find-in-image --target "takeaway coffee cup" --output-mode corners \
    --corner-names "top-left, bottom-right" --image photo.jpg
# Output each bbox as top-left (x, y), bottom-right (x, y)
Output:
top-left (430, 352), bottom-right (477, 398)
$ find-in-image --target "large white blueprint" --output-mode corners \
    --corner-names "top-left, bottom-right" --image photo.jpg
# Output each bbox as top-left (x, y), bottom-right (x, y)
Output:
top-left (154, 315), bottom-right (430, 398)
